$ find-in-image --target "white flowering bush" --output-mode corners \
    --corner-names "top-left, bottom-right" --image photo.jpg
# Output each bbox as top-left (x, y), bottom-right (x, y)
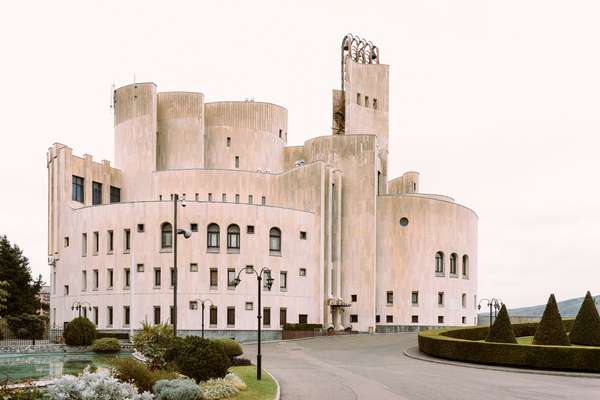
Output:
top-left (153, 378), bottom-right (203, 400)
top-left (199, 378), bottom-right (239, 400)
top-left (224, 372), bottom-right (247, 391)
top-left (46, 367), bottom-right (154, 400)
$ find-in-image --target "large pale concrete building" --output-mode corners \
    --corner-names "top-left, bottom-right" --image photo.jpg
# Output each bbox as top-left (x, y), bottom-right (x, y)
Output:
top-left (47, 35), bottom-right (477, 339)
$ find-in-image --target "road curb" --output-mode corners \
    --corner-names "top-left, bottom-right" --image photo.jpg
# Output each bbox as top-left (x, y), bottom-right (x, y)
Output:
top-left (263, 368), bottom-right (280, 400)
top-left (403, 346), bottom-right (600, 379)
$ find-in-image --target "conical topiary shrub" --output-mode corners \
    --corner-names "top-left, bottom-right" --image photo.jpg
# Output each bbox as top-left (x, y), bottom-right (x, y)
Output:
top-left (485, 304), bottom-right (517, 343)
top-left (533, 294), bottom-right (570, 346)
top-left (569, 291), bottom-right (600, 346)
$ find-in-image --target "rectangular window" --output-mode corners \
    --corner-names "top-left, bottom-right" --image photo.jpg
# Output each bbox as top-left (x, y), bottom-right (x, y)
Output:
top-left (190, 263), bottom-right (198, 272)
top-left (124, 268), bottom-right (131, 288)
top-left (462, 293), bottom-right (467, 308)
top-left (248, 195), bottom-right (253, 204)
top-left (227, 137), bottom-right (231, 147)
top-left (245, 302), bottom-right (253, 311)
top-left (124, 306), bottom-right (130, 326)
top-left (92, 181), bottom-right (102, 205)
top-left (64, 285), bottom-right (69, 295)
top-left (299, 314), bottom-right (308, 324)
top-left (93, 232), bottom-right (99, 254)
top-left (210, 268), bottom-right (218, 287)
top-left (412, 315), bottom-right (419, 323)
top-left (350, 314), bottom-right (358, 323)
top-left (373, 98), bottom-right (378, 110)
top-left (235, 194), bottom-right (240, 203)
top-left (261, 196), bottom-right (266, 205)
top-left (280, 271), bottom-right (287, 290)
top-left (247, 225), bottom-right (255, 234)
top-left (386, 315), bottom-right (393, 323)
top-left (153, 306), bottom-right (161, 325)
top-left (438, 292), bottom-right (444, 306)
top-left (137, 224), bottom-right (144, 233)
top-left (365, 95), bottom-right (369, 108)
top-left (124, 229), bottom-right (131, 252)
top-left (222, 193), bottom-right (227, 202)
top-left (299, 268), bottom-right (306, 277)
top-left (93, 307), bottom-right (98, 325)
top-left (411, 291), bottom-right (419, 305)
top-left (278, 129), bottom-right (282, 138)
top-left (170, 268), bottom-right (175, 288)
top-left (154, 268), bottom-right (161, 287)
top-left (52, 271), bottom-right (56, 294)
top-left (280, 308), bottom-right (287, 327)
top-left (81, 271), bottom-right (87, 291)
top-left (93, 269), bottom-right (99, 290)
top-left (107, 230), bottom-right (114, 253)
top-left (386, 291), bottom-right (393, 305)
top-left (299, 231), bottom-right (307, 240)
top-left (190, 223), bottom-right (198, 232)
top-left (462, 316), bottom-right (467, 324)
top-left (351, 294), bottom-right (357, 302)
top-left (137, 263), bottom-right (144, 272)
top-left (189, 301), bottom-right (198, 310)
top-left (107, 306), bottom-right (113, 326)
top-left (235, 156), bottom-right (239, 168)
top-left (357, 93), bottom-right (361, 105)
top-left (82, 233), bottom-right (87, 256)
top-left (110, 186), bottom-right (121, 203)
top-left (210, 306), bottom-right (217, 326)
top-left (64, 237), bottom-right (69, 247)
top-left (227, 307), bottom-right (235, 326)
top-left (263, 269), bottom-right (272, 291)
top-left (72, 175), bottom-right (84, 203)
top-left (107, 268), bottom-right (114, 288)
top-left (438, 315), bottom-right (444, 324)
top-left (195, 193), bottom-right (199, 201)
top-left (227, 268), bottom-right (236, 288)
top-left (263, 307), bottom-right (271, 327)
top-left (208, 193), bottom-right (213, 202)
top-left (376, 315), bottom-right (380, 323)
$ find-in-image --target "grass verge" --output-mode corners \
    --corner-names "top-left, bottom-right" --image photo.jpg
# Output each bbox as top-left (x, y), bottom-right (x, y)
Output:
top-left (230, 366), bottom-right (277, 400)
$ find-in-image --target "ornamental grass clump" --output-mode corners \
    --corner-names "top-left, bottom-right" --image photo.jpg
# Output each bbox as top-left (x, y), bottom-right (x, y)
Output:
top-left (485, 304), bottom-right (517, 343)
top-left (569, 291), bottom-right (600, 346)
top-left (63, 316), bottom-right (97, 346)
top-left (533, 294), bottom-right (570, 346)
top-left (200, 378), bottom-right (239, 400)
top-left (153, 378), bottom-right (203, 400)
top-left (133, 322), bottom-right (176, 370)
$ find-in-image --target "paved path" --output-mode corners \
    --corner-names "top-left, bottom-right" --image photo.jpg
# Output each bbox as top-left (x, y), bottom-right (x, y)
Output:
top-left (244, 334), bottom-right (600, 400)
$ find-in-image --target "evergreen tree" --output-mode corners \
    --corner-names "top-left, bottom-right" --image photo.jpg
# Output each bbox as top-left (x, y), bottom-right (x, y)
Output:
top-left (0, 235), bottom-right (42, 316)
top-left (485, 304), bottom-right (517, 343)
top-left (533, 293), bottom-right (570, 346)
top-left (569, 291), bottom-right (600, 346)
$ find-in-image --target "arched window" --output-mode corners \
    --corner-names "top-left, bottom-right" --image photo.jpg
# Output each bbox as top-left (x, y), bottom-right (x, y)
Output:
top-left (161, 222), bottom-right (173, 249)
top-left (207, 223), bottom-right (220, 249)
top-left (227, 224), bottom-right (240, 250)
top-left (462, 255), bottom-right (469, 277)
top-left (269, 227), bottom-right (281, 252)
top-left (435, 251), bottom-right (444, 274)
top-left (450, 253), bottom-right (458, 275)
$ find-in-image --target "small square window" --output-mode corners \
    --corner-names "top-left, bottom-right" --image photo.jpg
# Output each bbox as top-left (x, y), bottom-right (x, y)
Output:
top-left (299, 231), bottom-right (307, 240)
top-left (136, 263), bottom-right (144, 272)
top-left (386, 315), bottom-right (393, 323)
top-left (412, 315), bottom-right (419, 323)
top-left (351, 294), bottom-right (357, 302)
top-left (438, 315), bottom-right (444, 324)
top-left (190, 263), bottom-right (198, 272)
top-left (137, 224), bottom-right (144, 233)
top-left (64, 237), bottom-right (70, 247)
top-left (190, 223), bottom-right (198, 232)
top-left (299, 314), bottom-right (308, 324)
top-left (299, 268), bottom-right (306, 277)
top-left (189, 301), bottom-right (198, 310)
top-left (462, 316), bottom-right (467, 324)
top-left (350, 314), bottom-right (358, 323)
top-left (247, 225), bottom-right (255, 234)
top-left (245, 302), bottom-right (253, 311)
top-left (375, 315), bottom-right (381, 323)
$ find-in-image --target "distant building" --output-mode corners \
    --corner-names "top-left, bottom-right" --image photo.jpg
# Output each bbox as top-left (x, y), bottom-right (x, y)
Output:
top-left (47, 35), bottom-right (477, 339)
top-left (37, 285), bottom-right (50, 317)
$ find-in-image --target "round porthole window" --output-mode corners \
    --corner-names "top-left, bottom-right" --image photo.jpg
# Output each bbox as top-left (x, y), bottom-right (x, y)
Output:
top-left (399, 217), bottom-right (409, 227)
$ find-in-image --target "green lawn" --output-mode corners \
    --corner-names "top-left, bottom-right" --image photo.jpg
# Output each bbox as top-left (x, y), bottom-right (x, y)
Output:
top-left (230, 366), bottom-right (278, 400)
top-left (516, 336), bottom-right (533, 344)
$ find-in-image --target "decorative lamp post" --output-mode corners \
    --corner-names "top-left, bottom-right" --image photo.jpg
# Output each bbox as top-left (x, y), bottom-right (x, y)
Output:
top-left (233, 266), bottom-right (274, 380)
top-left (71, 301), bottom-right (92, 318)
top-left (192, 298), bottom-right (214, 339)
top-left (172, 193), bottom-right (192, 336)
top-left (477, 298), bottom-right (503, 328)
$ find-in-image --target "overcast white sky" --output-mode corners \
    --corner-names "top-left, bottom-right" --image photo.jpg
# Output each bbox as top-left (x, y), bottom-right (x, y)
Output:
top-left (1, 0), bottom-right (599, 308)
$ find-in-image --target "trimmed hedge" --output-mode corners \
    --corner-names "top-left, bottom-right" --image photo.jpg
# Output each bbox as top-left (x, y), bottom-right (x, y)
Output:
top-left (96, 331), bottom-right (130, 340)
top-left (283, 323), bottom-right (323, 331)
top-left (485, 304), bottom-right (517, 343)
top-left (570, 291), bottom-right (600, 346)
top-left (212, 338), bottom-right (243, 359)
top-left (533, 294), bottom-right (570, 346)
top-left (419, 319), bottom-right (600, 372)
top-left (92, 337), bottom-right (121, 353)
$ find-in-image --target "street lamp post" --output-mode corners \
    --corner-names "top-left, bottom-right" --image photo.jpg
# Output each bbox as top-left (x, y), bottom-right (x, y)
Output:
top-left (71, 301), bottom-right (92, 318)
top-left (172, 194), bottom-right (192, 337)
top-left (477, 298), bottom-right (503, 328)
top-left (192, 298), bottom-right (214, 339)
top-left (233, 266), bottom-right (274, 380)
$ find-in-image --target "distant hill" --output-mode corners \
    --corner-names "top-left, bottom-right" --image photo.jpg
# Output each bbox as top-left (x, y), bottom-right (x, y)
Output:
top-left (507, 294), bottom-right (600, 318)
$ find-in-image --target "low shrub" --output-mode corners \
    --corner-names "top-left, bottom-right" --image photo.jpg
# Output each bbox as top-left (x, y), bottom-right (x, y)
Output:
top-left (0, 386), bottom-right (46, 400)
top-left (133, 322), bottom-right (176, 370)
top-left (153, 378), bottom-right (203, 400)
top-left (64, 317), bottom-right (97, 346)
top-left (92, 337), bottom-right (121, 353)
top-left (224, 372), bottom-right (247, 391)
top-left (200, 378), bottom-right (239, 400)
top-left (283, 323), bottom-right (323, 331)
top-left (46, 367), bottom-right (153, 400)
top-left (533, 294), bottom-right (570, 346)
top-left (485, 304), bottom-right (517, 343)
top-left (230, 357), bottom-right (252, 366)
top-left (569, 291), bottom-right (600, 346)
top-left (167, 336), bottom-right (230, 383)
top-left (212, 338), bottom-right (243, 359)
top-left (112, 357), bottom-right (178, 392)
top-left (97, 331), bottom-right (130, 340)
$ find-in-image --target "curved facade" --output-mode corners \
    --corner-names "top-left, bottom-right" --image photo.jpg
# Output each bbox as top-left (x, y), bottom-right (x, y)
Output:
top-left (48, 37), bottom-right (477, 339)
